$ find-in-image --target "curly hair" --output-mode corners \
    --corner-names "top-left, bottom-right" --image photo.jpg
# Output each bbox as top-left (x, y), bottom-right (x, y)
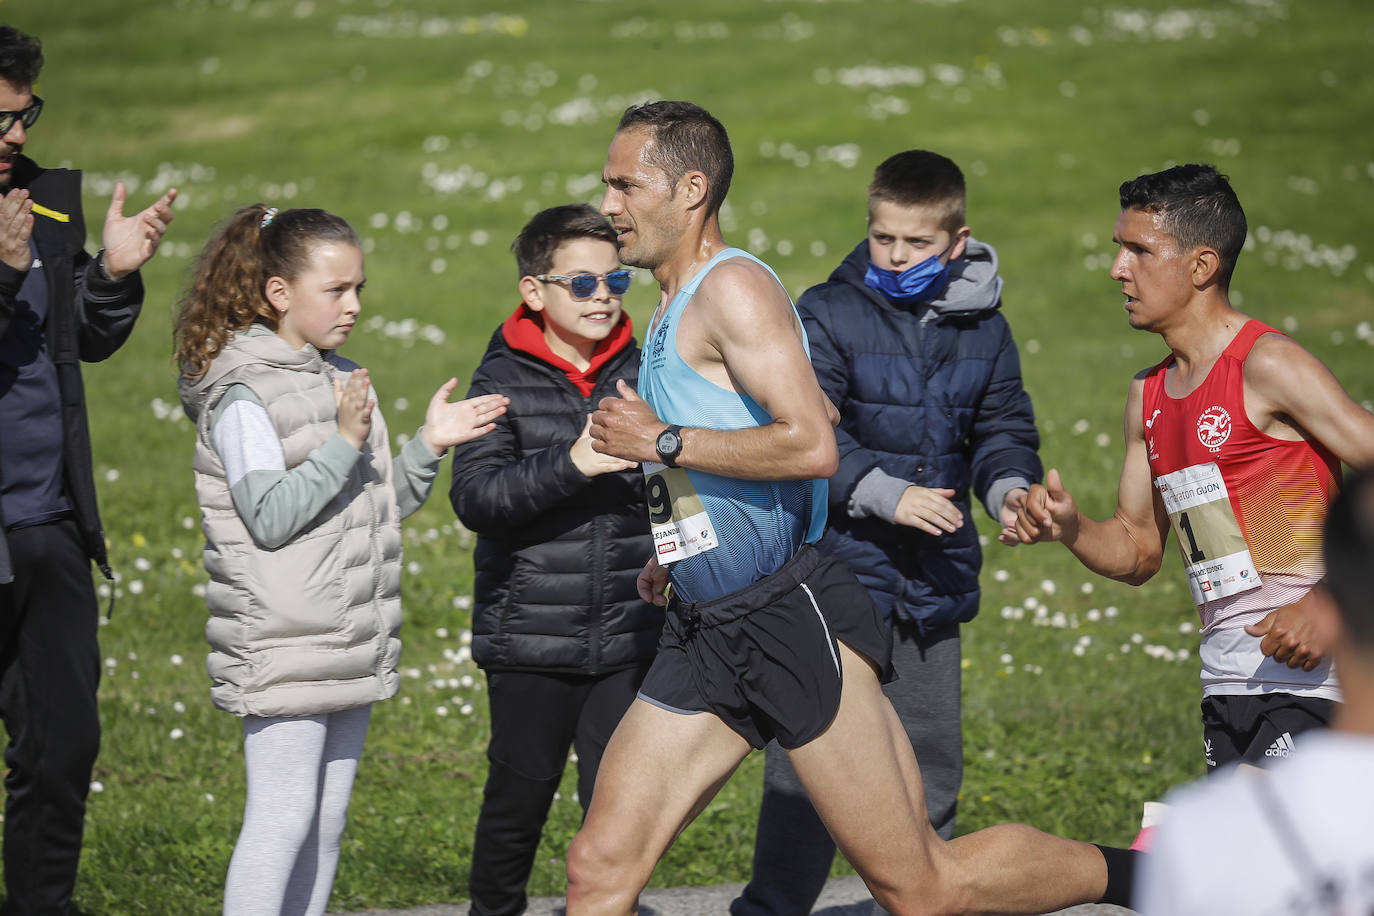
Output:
top-left (173, 205), bottom-right (360, 378)
top-left (0, 27), bottom-right (43, 88)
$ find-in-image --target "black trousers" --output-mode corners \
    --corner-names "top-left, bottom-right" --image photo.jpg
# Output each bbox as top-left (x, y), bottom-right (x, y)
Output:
top-left (0, 519), bottom-right (102, 916)
top-left (467, 665), bottom-right (646, 916)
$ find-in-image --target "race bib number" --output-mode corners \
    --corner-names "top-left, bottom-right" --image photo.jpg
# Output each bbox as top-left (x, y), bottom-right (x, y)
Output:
top-left (1154, 462), bottom-right (1261, 604)
top-left (643, 461), bottom-right (719, 564)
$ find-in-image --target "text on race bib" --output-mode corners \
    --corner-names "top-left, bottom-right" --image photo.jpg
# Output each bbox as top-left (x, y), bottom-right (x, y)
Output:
top-left (1155, 462), bottom-right (1261, 604)
top-left (643, 461), bottom-right (719, 564)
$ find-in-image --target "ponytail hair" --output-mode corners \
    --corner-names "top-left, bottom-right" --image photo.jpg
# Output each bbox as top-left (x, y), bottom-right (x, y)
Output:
top-left (173, 204), bottom-right (361, 378)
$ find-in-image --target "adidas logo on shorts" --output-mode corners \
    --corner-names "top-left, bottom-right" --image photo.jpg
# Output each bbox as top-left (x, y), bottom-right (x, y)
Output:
top-left (1264, 731), bottom-right (1296, 759)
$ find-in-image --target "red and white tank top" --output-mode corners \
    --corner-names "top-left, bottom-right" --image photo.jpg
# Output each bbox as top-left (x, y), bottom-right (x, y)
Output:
top-left (1143, 320), bottom-right (1340, 698)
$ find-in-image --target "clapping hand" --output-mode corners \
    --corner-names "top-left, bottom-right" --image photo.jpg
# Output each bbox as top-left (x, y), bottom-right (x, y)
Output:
top-left (0, 188), bottom-right (32, 272)
top-left (101, 182), bottom-right (177, 279)
top-left (335, 368), bottom-right (375, 449)
top-left (418, 380), bottom-right (509, 456)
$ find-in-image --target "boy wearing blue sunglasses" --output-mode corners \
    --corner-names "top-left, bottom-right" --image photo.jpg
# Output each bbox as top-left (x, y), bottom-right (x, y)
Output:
top-left (449, 203), bottom-right (661, 916)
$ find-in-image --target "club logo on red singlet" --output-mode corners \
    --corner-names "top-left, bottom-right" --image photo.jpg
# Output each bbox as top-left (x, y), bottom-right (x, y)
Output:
top-left (1196, 406), bottom-right (1232, 451)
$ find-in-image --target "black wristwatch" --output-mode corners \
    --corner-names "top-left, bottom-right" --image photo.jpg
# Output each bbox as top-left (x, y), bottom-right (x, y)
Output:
top-left (655, 424), bottom-right (684, 468)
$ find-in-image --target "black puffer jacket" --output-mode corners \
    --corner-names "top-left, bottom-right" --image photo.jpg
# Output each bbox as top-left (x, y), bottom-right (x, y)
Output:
top-left (0, 155), bottom-right (144, 584)
top-left (450, 319), bottom-right (661, 674)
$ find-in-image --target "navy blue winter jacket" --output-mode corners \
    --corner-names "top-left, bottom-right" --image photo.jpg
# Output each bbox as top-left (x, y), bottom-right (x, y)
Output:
top-left (799, 238), bottom-right (1041, 632)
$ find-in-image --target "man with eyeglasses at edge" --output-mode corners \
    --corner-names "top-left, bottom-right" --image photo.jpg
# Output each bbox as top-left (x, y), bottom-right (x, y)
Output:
top-left (576, 99), bottom-right (1138, 916)
top-left (0, 25), bottom-right (176, 916)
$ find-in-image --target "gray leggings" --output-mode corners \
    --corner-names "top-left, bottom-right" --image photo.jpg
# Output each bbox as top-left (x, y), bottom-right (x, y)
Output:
top-left (223, 704), bottom-right (372, 916)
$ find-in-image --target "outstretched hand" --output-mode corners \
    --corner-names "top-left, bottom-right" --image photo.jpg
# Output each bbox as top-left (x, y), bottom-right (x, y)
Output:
top-left (334, 368), bottom-right (375, 450)
top-left (1013, 469), bottom-right (1079, 544)
top-left (571, 414), bottom-right (639, 477)
top-left (590, 379), bottom-right (663, 463)
top-left (419, 380), bottom-right (508, 455)
top-left (102, 182), bottom-right (177, 279)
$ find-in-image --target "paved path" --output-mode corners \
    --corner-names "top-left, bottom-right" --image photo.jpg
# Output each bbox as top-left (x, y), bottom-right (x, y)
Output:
top-left (330, 873), bottom-right (1138, 915)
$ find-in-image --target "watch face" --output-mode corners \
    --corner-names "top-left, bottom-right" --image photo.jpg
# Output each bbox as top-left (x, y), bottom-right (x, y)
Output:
top-left (657, 430), bottom-right (679, 453)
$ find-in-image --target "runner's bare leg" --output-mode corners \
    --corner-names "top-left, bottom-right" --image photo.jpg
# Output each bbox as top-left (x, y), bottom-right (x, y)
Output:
top-left (566, 698), bottom-right (753, 916)
top-left (789, 641), bottom-right (1110, 915)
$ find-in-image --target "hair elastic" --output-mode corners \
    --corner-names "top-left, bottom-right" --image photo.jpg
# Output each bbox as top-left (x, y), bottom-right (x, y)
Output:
top-left (260, 207), bottom-right (278, 230)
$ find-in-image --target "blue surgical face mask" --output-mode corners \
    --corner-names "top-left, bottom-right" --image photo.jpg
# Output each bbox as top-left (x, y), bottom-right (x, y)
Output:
top-left (864, 248), bottom-right (951, 303)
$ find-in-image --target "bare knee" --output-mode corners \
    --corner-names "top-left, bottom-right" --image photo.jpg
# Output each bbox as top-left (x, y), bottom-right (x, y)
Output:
top-left (872, 891), bottom-right (963, 916)
top-left (873, 891), bottom-right (975, 916)
top-left (564, 828), bottom-right (604, 897)
top-left (868, 851), bottom-right (976, 916)
top-left (566, 825), bottom-right (641, 915)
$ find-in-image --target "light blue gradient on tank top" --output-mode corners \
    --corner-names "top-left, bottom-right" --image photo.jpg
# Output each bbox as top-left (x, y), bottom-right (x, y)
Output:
top-left (638, 248), bottom-right (827, 603)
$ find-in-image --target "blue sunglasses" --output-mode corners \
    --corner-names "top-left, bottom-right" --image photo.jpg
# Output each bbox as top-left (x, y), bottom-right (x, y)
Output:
top-left (536, 269), bottom-right (633, 299)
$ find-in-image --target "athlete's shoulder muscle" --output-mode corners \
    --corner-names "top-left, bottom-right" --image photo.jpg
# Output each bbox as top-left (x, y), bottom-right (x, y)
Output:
top-left (1245, 331), bottom-right (1374, 465)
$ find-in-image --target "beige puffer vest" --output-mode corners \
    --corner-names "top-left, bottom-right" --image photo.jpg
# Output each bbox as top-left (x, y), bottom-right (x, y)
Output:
top-left (180, 328), bottom-right (403, 717)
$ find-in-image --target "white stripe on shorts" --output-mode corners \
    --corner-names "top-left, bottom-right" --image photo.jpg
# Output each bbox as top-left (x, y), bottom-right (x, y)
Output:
top-left (799, 582), bottom-right (841, 677)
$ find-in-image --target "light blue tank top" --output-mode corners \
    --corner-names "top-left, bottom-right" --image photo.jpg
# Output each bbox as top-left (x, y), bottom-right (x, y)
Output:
top-left (638, 248), bottom-right (827, 603)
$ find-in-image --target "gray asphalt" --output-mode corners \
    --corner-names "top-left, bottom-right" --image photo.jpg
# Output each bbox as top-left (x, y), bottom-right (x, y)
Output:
top-left (330, 873), bottom-right (1138, 915)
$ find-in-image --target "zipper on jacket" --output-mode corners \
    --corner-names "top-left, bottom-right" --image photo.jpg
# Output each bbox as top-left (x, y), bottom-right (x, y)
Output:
top-left (585, 390), bottom-right (604, 672)
top-left (347, 361), bottom-right (389, 685)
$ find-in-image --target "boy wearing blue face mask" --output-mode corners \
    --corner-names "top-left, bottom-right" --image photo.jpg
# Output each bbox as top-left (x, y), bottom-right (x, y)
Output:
top-left (732, 149), bottom-right (1042, 916)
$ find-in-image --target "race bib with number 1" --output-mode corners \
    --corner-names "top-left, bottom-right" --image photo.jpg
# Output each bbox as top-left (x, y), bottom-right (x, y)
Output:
top-left (1154, 461), bottom-right (1262, 604)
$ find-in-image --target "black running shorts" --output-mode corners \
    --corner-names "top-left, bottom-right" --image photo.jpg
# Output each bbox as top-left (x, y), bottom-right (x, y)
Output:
top-left (1200, 693), bottom-right (1336, 773)
top-left (637, 544), bottom-right (893, 750)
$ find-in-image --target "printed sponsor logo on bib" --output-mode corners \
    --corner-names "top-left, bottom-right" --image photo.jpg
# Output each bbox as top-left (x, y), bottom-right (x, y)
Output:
top-left (1155, 461), bottom-right (1261, 604)
top-left (643, 461), bottom-right (718, 563)
top-left (1196, 406), bottom-right (1232, 451)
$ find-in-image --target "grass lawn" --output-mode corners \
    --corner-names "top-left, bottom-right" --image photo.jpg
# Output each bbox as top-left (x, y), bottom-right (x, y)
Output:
top-left (3, 0), bottom-right (1372, 912)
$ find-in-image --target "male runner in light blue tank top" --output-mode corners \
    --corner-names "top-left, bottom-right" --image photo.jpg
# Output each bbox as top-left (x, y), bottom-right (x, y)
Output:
top-left (634, 243), bottom-right (827, 602)
top-left (570, 101), bottom-right (1136, 916)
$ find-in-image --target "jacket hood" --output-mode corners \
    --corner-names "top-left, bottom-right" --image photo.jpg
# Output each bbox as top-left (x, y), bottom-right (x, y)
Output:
top-left (832, 236), bottom-right (1003, 317)
top-left (179, 324), bottom-right (324, 422)
top-left (497, 302), bottom-right (635, 396)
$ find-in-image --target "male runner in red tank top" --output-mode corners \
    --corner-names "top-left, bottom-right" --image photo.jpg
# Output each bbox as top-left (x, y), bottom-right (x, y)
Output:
top-left (1013, 164), bottom-right (1374, 774)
